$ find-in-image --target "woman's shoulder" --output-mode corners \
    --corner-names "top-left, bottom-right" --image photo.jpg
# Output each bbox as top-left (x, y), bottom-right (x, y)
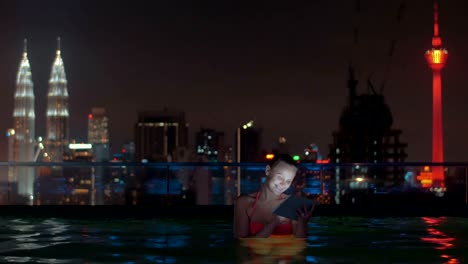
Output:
top-left (235, 192), bottom-right (257, 205)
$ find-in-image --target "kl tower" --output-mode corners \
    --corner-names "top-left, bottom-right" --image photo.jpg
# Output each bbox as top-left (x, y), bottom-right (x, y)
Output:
top-left (425, 1), bottom-right (448, 188)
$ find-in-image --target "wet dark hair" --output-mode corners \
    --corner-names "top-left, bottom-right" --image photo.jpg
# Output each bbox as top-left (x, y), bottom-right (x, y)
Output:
top-left (268, 153), bottom-right (298, 168)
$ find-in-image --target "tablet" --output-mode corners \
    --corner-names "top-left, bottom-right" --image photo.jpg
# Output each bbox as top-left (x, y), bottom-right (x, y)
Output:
top-left (272, 196), bottom-right (315, 221)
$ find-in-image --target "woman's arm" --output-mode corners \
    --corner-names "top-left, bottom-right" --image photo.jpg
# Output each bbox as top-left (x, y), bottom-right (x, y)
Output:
top-left (292, 219), bottom-right (308, 238)
top-left (233, 196), bottom-right (251, 238)
top-left (292, 203), bottom-right (316, 238)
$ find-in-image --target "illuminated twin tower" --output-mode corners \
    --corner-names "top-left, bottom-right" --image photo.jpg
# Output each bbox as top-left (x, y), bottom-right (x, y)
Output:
top-left (9, 37), bottom-right (69, 201)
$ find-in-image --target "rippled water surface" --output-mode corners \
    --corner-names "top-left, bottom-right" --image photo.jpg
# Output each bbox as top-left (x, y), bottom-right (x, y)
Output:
top-left (0, 216), bottom-right (466, 263)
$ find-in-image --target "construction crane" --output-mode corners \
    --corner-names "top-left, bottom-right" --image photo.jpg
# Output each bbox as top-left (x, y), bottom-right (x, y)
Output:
top-left (349, 0), bottom-right (407, 94)
top-left (380, 1), bottom-right (407, 93)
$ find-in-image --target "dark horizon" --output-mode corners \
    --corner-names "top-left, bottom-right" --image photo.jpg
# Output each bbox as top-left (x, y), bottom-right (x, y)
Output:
top-left (1, 0), bottom-right (468, 161)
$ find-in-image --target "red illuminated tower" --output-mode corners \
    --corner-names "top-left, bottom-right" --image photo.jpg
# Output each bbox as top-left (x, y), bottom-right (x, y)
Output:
top-left (425, 1), bottom-right (447, 187)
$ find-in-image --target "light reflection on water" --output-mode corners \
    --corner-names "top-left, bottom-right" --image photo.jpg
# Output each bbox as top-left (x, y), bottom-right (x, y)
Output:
top-left (0, 217), bottom-right (464, 263)
top-left (420, 217), bottom-right (460, 264)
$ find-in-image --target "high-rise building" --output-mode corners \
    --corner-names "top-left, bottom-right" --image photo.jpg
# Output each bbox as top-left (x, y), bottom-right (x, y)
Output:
top-left (63, 143), bottom-right (95, 205)
top-left (86, 107), bottom-right (110, 206)
top-left (135, 108), bottom-right (189, 162)
top-left (8, 39), bottom-right (36, 203)
top-left (235, 121), bottom-right (262, 162)
top-left (45, 37), bottom-right (69, 162)
top-left (87, 107), bottom-right (110, 161)
top-left (328, 68), bottom-right (408, 188)
top-left (276, 136), bottom-right (289, 155)
top-left (195, 128), bottom-right (225, 162)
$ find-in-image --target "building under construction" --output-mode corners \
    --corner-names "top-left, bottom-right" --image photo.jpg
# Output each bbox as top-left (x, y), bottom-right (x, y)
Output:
top-left (328, 67), bottom-right (408, 190)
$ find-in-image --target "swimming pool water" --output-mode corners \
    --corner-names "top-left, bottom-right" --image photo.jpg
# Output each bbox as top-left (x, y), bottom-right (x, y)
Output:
top-left (0, 216), bottom-right (466, 263)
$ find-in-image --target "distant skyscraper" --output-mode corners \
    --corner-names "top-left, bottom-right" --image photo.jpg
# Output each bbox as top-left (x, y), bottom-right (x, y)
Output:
top-left (135, 108), bottom-right (189, 162)
top-left (276, 136), bottom-right (289, 155)
top-left (64, 143), bottom-right (95, 205)
top-left (195, 128), bottom-right (225, 162)
top-left (86, 108), bottom-right (109, 205)
top-left (8, 39), bottom-right (36, 202)
top-left (329, 68), bottom-right (408, 164)
top-left (87, 107), bottom-right (110, 161)
top-left (123, 142), bottom-right (136, 161)
top-left (235, 122), bottom-right (262, 162)
top-left (328, 67), bottom-right (408, 191)
top-left (45, 37), bottom-right (69, 162)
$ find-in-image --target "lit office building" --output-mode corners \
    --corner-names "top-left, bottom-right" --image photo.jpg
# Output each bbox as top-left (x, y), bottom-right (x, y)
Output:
top-left (87, 107), bottom-right (110, 161)
top-left (195, 128), bottom-right (225, 162)
top-left (87, 107), bottom-right (110, 205)
top-left (63, 143), bottom-right (94, 205)
top-left (36, 38), bottom-right (70, 204)
top-left (135, 108), bottom-right (188, 162)
top-left (45, 37), bottom-right (69, 162)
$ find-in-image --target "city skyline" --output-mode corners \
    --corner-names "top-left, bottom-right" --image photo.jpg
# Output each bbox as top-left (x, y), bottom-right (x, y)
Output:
top-left (1, 0), bottom-right (468, 161)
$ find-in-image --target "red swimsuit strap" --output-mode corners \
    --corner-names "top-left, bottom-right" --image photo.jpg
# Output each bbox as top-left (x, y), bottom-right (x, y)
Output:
top-left (248, 192), bottom-right (261, 218)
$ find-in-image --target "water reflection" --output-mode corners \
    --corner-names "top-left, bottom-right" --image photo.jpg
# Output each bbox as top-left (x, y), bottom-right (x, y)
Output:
top-left (0, 217), bottom-right (466, 263)
top-left (0, 256), bottom-right (71, 263)
top-left (143, 255), bottom-right (177, 263)
top-left (1, 218), bottom-right (72, 252)
top-left (144, 235), bottom-right (190, 248)
top-left (0, 218), bottom-right (75, 263)
top-left (420, 217), bottom-right (459, 264)
top-left (238, 236), bottom-right (307, 264)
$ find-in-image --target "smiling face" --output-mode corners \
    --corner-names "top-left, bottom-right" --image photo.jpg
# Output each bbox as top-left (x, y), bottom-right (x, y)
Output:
top-left (265, 160), bottom-right (298, 195)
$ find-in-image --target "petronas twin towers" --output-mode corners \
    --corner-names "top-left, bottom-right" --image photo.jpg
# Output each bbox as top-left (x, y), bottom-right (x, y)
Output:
top-left (9, 37), bottom-right (69, 202)
top-left (45, 38), bottom-right (70, 162)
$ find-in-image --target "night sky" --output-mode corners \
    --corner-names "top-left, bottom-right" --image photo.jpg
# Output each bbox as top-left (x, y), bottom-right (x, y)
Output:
top-left (1, 0), bottom-right (468, 161)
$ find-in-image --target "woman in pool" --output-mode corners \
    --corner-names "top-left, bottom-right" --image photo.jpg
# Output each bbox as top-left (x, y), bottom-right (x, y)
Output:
top-left (234, 154), bottom-right (314, 239)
